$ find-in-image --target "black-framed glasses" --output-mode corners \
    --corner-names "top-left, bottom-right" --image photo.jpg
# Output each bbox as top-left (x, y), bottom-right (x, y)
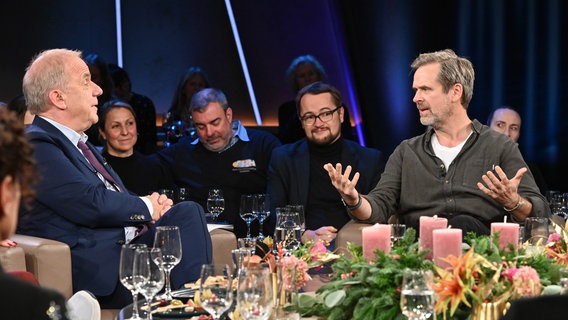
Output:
top-left (300, 106), bottom-right (341, 126)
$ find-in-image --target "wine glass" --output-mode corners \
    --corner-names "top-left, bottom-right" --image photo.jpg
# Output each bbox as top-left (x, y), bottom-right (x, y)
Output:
top-left (134, 247), bottom-right (165, 320)
top-left (199, 264), bottom-right (234, 320)
top-left (240, 195), bottom-right (257, 239)
top-left (253, 194), bottom-right (270, 240)
top-left (274, 207), bottom-right (301, 255)
top-left (400, 269), bottom-right (435, 320)
top-left (119, 243), bottom-right (148, 320)
top-left (207, 189), bottom-right (225, 222)
top-left (237, 267), bottom-right (273, 320)
top-left (153, 226), bottom-right (182, 301)
top-left (286, 205), bottom-right (305, 234)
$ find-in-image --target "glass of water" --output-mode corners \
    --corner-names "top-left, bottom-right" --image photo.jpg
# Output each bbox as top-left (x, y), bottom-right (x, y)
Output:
top-left (400, 269), bottom-right (435, 320)
top-left (207, 189), bottom-right (225, 222)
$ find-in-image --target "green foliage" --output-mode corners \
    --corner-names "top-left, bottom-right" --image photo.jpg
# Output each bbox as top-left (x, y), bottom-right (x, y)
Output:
top-left (296, 228), bottom-right (433, 320)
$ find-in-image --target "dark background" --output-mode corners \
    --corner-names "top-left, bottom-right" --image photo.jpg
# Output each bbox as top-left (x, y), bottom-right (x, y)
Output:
top-left (1, 0), bottom-right (566, 190)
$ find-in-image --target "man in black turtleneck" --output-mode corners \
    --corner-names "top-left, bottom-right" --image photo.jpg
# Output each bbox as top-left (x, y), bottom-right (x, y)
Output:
top-left (268, 82), bottom-right (385, 246)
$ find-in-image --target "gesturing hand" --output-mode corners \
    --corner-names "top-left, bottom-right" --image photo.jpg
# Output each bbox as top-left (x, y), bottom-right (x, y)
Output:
top-left (477, 165), bottom-right (527, 207)
top-left (323, 163), bottom-right (360, 205)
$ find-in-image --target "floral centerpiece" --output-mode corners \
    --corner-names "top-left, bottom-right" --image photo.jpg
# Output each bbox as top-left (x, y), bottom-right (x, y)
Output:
top-left (544, 220), bottom-right (568, 266)
top-left (295, 227), bottom-right (563, 320)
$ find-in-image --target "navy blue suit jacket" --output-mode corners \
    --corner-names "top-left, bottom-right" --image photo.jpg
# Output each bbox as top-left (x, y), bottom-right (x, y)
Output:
top-left (268, 138), bottom-right (385, 227)
top-left (18, 117), bottom-right (154, 296)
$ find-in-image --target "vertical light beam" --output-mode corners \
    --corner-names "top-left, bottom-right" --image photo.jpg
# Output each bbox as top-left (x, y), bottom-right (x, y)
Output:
top-left (114, 0), bottom-right (123, 67)
top-left (224, 0), bottom-right (262, 125)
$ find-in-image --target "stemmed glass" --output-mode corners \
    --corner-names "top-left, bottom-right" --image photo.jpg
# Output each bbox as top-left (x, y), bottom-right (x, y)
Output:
top-left (134, 247), bottom-right (165, 320)
top-left (237, 267), bottom-right (273, 320)
top-left (240, 195), bottom-right (257, 239)
top-left (400, 269), bottom-right (435, 320)
top-left (253, 194), bottom-right (270, 240)
top-left (119, 243), bottom-right (147, 320)
top-left (199, 264), bottom-right (234, 320)
top-left (207, 189), bottom-right (225, 222)
top-left (274, 207), bottom-right (302, 255)
top-left (153, 226), bottom-right (182, 301)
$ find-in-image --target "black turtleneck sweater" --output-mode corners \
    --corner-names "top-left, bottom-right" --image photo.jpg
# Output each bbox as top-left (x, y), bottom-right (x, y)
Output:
top-left (305, 138), bottom-right (350, 231)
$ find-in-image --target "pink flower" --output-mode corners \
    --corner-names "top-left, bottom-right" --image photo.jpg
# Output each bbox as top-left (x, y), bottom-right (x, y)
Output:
top-left (280, 255), bottom-right (311, 290)
top-left (548, 233), bottom-right (561, 243)
top-left (511, 266), bottom-right (542, 298)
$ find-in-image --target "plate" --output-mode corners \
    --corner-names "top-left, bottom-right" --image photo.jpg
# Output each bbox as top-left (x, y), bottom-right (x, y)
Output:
top-left (151, 290), bottom-right (207, 319)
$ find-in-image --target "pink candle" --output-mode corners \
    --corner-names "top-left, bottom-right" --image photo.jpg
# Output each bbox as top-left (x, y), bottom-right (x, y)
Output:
top-left (491, 222), bottom-right (520, 251)
top-left (433, 229), bottom-right (462, 268)
top-left (419, 216), bottom-right (448, 259)
top-left (362, 223), bottom-right (391, 260)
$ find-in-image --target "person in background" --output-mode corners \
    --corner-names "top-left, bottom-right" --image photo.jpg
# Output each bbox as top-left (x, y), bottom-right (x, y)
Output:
top-left (278, 54), bottom-right (354, 144)
top-left (108, 64), bottom-right (157, 154)
top-left (487, 106), bottom-right (548, 194)
top-left (167, 66), bottom-right (210, 124)
top-left (99, 99), bottom-right (173, 196)
top-left (17, 48), bottom-right (211, 309)
top-left (0, 108), bottom-right (69, 319)
top-left (6, 94), bottom-right (34, 125)
top-left (155, 88), bottom-right (281, 238)
top-left (268, 82), bottom-right (384, 247)
top-left (83, 53), bottom-right (115, 146)
top-left (325, 49), bottom-right (549, 235)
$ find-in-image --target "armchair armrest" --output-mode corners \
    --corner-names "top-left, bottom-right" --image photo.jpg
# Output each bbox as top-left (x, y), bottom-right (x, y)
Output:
top-left (0, 245), bottom-right (26, 272)
top-left (11, 234), bottom-right (73, 299)
top-left (209, 228), bottom-right (237, 267)
top-left (336, 220), bottom-right (372, 257)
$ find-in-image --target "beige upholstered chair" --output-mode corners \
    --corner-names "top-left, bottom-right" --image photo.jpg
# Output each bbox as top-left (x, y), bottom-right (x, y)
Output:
top-left (1, 229), bottom-right (237, 320)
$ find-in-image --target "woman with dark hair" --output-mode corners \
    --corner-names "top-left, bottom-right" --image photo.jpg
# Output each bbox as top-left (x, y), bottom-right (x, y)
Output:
top-left (0, 108), bottom-right (69, 319)
top-left (98, 100), bottom-right (173, 196)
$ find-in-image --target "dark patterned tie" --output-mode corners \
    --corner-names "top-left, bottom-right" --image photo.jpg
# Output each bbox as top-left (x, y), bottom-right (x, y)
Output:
top-left (77, 141), bottom-right (123, 192)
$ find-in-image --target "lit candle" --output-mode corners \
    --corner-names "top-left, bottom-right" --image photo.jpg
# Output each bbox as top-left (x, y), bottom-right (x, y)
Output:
top-left (362, 223), bottom-right (391, 260)
top-left (433, 228), bottom-right (462, 268)
top-left (419, 215), bottom-right (448, 259)
top-left (491, 220), bottom-right (520, 251)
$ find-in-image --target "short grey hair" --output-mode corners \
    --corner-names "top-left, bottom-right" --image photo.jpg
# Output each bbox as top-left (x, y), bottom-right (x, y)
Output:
top-left (189, 88), bottom-right (229, 114)
top-left (411, 49), bottom-right (475, 108)
top-left (22, 48), bottom-right (82, 115)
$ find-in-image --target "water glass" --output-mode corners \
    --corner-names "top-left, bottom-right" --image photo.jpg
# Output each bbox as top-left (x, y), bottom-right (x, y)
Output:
top-left (400, 269), bottom-right (435, 320)
top-left (240, 195), bottom-right (257, 238)
top-left (119, 243), bottom-right (147, 320)
top-left (177, 187), bottom-right (189, 203)
top-left (274, 207), bottom-right (301, 254)
top-left (525, 217), bottom-right (549, 245)
top-left (199, 264), bottom-right (234, 320)
top-left (391, 224), bottom-right (406, 247)
top-left (207, 189), bottom-right (225, 222)
top-left (232, 248), bottom-right (251, 278)
top-left (134, 247), bottom-right (165, 320)
top-left (153, 226), bottom-right (182, 301)
top-left (285, 205), bottom-right (305, 233)
top-left (253, 194), bottom-right (271, 240)
top-left (237, 267), bottom-right (273, 320)
top-left (238, 237), bottom-right (257, 257)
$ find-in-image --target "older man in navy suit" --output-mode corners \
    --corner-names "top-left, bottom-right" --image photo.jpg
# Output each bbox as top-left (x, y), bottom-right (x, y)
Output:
top-left (268, 82), bottom-right (385, 247)
top-left (17, 49), bottom-right (212, 309)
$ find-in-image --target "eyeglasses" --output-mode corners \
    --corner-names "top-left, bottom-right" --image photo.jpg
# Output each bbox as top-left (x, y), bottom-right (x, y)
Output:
top-left (300, 106), bottom-right (341, 126)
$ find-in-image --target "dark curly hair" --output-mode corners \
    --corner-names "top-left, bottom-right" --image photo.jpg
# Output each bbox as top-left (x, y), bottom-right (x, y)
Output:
top-left (0, 108), bottom-right (36, 206)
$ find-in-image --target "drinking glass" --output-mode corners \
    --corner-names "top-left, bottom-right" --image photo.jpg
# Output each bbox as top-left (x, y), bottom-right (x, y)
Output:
top-left (253, 194), bottom-right (271, 240)
top-left (274, 207), bottom-right (302, 255)
top-left (240, 195), bottom-right (257, 238)
top-left (207, 189), bottom-right (225, 222)
top-left (153, 226), bottom-right (182, 301)
top-left (286, 205), bottom-right (305, 234)
top-left (525, 217), bottom-right (550, 245)
top-left (199, 264), bottom-right (234, 320)
top-left (237, 237), bottom-right (257, 257)
top-left (400, 269), bottom-right (435, 320)
top-left (391, 224), bottom-right (407, 247)
top-left (237, 267), bottom-right (273, 320)
top-left (119, 243), bottom-right (147, 320)
top-left (134, 247), bottom-right (165, 320)
top-left (177, 187), bottom-right (189, 203)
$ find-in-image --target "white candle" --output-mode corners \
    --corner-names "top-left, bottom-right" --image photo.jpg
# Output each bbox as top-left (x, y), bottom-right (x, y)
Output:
top-left (362, 223), bottom-right (391, 261)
